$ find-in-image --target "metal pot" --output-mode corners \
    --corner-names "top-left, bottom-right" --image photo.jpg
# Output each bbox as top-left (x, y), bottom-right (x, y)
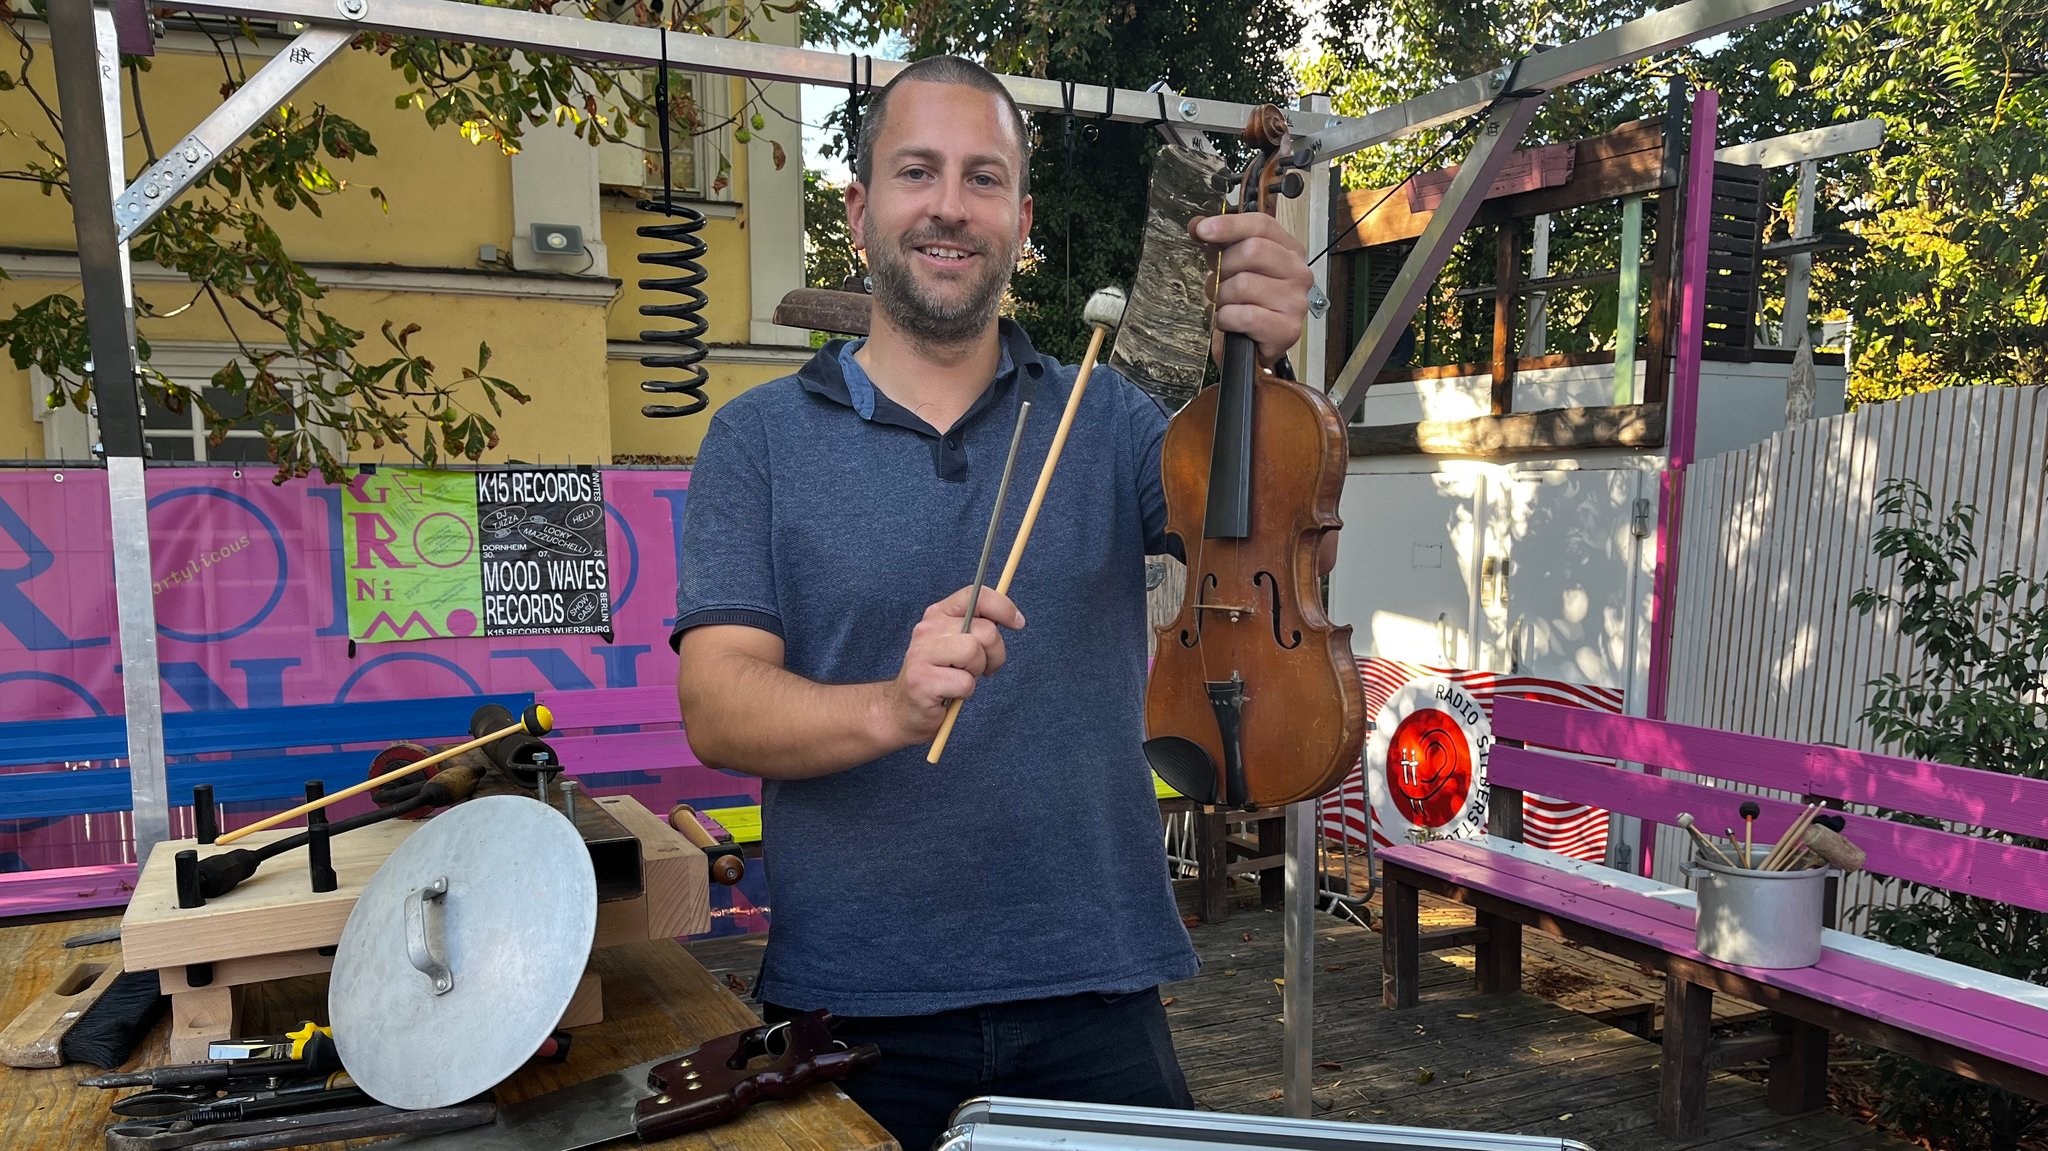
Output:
top-left (1684, 845), bottom-right (1834, 969)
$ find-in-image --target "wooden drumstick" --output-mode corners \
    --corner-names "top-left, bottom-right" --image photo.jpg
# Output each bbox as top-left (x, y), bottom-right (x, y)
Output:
top-left (927, 286), bottom-right (1128, 764)
top-left (1760, 802), bottom-right (1825, 871)
top-left (214, 704), bottom-right (554, 844)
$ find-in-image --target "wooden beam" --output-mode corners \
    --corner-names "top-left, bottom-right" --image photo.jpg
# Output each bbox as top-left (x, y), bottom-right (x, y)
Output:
top-left (1491, 219), bottom-right (1519, 414)
top-left (772, 288), bottom-right (870, 336)
top-left (1349, 402), bottom-right (1667, 458)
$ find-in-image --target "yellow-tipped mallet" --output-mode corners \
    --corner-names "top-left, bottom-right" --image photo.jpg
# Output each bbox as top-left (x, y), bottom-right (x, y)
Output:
top-left (214, 703), bottom-right (554, 845)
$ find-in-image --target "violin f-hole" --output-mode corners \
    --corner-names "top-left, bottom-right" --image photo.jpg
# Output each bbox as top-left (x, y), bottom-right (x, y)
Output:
top-left (1178, 573), bottom-right (1218, 648)
top-left (1255, 571), bottom-right (1301, 649)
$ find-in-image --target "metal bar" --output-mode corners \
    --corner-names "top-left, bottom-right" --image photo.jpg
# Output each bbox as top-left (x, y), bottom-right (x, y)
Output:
top-left (1305, 0), bottom-right (1816, 161)
top-left (1282, 801), bottom-right (1315, 1117)
top-left (1778, 159), bottom-right (1817, 348)
top-left (1328, 96), bottom-right (1547, 423)
top-left (1614, 194), bottom-right (1644, 404)
top-left (1525, 212), bottom-right (1550, 353)
top-left (1714, 117), bottom-right (1883, 168)
top-left (1302, 94), bottom-right (1332, 393)
top-left (116, 26), bottom-right (351, 242)
top-left (165, 0), bottom-right (1352, 139)
top-left (52, 1), bottom-right (173, 863)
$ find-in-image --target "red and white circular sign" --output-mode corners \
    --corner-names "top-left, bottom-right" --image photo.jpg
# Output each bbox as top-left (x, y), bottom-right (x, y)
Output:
top-left (1367, 677), bottom-right (1494, 843)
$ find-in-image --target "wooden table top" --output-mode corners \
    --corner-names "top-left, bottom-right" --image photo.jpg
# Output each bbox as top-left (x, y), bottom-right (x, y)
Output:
top-left (0, 914), bottom-right (896, 1151)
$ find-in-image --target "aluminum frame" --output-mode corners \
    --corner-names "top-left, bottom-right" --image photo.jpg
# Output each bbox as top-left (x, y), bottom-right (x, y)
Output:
top-left (166, 0), bottom-right (1356, 140)
top-left (50, 1), bottom-right (174, 862)
top-left (116, 26), bottom-right (353, 242)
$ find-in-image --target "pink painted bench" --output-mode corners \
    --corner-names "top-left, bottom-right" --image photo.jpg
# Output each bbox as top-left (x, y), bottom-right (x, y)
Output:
top-left (1378, 697), bottom-right (2048, 1140)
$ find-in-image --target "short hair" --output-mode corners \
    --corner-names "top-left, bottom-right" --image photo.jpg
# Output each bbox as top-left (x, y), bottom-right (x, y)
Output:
top-left (851, 55), bottom-right (1033, 199)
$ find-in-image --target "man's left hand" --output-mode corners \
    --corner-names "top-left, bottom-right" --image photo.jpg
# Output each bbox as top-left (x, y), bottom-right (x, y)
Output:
top-left (1194, 212), bottom-right (1316, 371)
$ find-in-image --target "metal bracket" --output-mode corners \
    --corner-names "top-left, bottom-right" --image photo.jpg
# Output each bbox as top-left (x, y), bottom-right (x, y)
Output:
top-left (115, 25), bottom-right (351, 243)
top-left (404, 876), bottom-right (454, 995)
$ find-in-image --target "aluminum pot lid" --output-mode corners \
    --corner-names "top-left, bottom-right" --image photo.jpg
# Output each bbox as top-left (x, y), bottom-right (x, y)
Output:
top-left (329, 794), bottom-right (597, 1109)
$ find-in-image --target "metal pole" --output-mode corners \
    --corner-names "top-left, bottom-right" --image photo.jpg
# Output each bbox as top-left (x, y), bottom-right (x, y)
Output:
top-left (50, 0), bottom-right (173, 862)
top-left (1282, 801), bottom-right (1316, 1116)
top-left (1280, 94), bottom-right (1332, 1122)
top-left (168, 0), bottom-right (1349, 140)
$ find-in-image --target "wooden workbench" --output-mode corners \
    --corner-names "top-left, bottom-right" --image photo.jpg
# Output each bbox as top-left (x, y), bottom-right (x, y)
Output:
top-left (0, 915), bottom-right (896, 1151)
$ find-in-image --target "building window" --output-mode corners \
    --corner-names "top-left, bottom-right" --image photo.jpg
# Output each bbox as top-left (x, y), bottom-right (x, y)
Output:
top-left (142, 384), bottom-right (295, 463)
top-left (31, 344), bottom-right (345, 464)
top-left (597, 69), bottom-right (729, 201)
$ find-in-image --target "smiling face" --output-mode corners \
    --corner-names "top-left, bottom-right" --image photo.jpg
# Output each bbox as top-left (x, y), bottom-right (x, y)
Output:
top-left (847, 79), bottom-right (1033, 350)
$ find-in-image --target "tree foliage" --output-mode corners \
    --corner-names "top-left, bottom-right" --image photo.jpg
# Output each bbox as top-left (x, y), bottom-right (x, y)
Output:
top-left (0, 0), bottom-right (788, 482)
top-left (1731, 0), bottom-right (2048, 400)
top-left (825, 0), bottom-right (1304, 362)
top-left (804, 167), bottom-right (860, 291)
top-left (1850, 478), bottom-right (2048, 1151)
top-left (1303, 0), bottom-right (2046, 398)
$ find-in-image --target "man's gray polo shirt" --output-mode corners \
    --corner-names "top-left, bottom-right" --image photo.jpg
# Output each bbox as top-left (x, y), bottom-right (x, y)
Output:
top-left (670, 318), bottom-right (1199, 1017)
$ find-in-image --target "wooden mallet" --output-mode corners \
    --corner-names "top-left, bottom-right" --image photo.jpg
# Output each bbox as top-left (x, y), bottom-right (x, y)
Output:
top-left (926, 286), bottom-right (1128, 764)
top-left (214, 704), bottom-right (554, 845)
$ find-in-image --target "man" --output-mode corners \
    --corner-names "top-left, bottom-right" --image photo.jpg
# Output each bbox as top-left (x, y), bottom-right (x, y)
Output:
top-left (671, 55), bottom-right (1316, 1150)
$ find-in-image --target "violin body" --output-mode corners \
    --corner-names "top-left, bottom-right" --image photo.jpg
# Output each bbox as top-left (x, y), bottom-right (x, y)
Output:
top-left (1144, 362), bottom-right (1366, 810)
top-left (1140, 103), bottom-right (1366, 812)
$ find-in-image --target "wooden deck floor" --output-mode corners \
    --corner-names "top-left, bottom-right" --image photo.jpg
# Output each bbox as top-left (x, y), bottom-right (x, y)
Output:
top-left (683, 888), bottom-right (1907, 1151)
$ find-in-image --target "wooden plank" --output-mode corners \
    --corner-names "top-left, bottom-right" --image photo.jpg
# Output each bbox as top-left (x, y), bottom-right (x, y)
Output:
top-left (1490, 745), bottom-right (2048, 913)
top-left (1350, 403), bottom-right (1665, 458)
top-left (1494, 697), bottom-right (2048, 840)
top-left (598, 794), bottom-right (711, 939)
top-left (1491, 219), bottom-right (1519, 414)
top-left (1472, 835), bottom-right (2048, 1012)
top-left (120, 819), bottom-right (423, 971)
top-left (1398, 839), bottom-right (2048, 1075)
top-left (1660, 975), bottom-right (1713, 1136)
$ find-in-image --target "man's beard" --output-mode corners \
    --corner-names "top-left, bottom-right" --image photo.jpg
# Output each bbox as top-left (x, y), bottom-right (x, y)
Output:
top-left (867, 225), bottom-right (1015, 350)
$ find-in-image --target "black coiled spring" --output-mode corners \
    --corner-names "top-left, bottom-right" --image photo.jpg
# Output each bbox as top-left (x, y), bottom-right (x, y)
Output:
top-left (633, 198), bottom-right (711, 418)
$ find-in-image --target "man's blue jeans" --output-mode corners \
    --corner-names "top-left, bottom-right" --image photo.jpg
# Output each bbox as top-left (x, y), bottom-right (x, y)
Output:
top-left (765, 988), bottom-right (1193, 1151)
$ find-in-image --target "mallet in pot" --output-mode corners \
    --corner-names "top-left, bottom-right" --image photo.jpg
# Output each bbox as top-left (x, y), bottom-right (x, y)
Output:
top-left (1677, 813), bottom-right (1737, 868)
top-left (1738, 800), bottom-right (1761, 867)
top-left (214, 704), bottom-right (554, 845)
top-left (1799, 814), bottom-right (1866, 872)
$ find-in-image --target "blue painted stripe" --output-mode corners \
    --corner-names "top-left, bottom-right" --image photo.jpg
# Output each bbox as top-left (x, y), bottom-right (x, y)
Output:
top-left (0, 695), bottom-right (534, 768)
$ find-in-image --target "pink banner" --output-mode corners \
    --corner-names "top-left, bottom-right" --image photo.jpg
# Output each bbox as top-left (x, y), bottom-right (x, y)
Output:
top-left (0, 466), bottom-right (769, 933)
top-left (0, 467), bottom-right (692, 712)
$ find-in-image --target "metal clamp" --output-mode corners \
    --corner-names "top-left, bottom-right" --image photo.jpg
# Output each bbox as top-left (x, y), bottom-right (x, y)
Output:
top-left (404, 876), bottom-right (453, 995)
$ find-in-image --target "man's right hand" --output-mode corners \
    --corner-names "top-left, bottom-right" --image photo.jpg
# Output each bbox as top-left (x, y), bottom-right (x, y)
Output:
top-left (885, 584), bottom-right (1026, 742)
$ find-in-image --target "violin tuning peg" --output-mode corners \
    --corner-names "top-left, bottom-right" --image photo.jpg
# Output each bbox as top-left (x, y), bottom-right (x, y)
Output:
top-left (1279, 170), bottom-right (1306, 199)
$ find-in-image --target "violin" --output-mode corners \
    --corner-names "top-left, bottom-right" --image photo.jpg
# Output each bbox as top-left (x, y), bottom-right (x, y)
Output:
top-left (1143, 106), bottom-right (1367, 811)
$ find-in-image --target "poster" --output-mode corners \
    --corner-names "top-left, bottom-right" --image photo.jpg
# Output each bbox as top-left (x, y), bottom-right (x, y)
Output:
top-left (343, 469), bottom-right (482, 642)
top-left (340, 468), bottom-right (612, 642)
top-left (475, 469), bottom-right (612, 638)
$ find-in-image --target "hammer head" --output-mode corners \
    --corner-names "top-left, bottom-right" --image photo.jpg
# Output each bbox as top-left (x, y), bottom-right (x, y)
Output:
top-left (1085, 286), bottom-right (1128, 330)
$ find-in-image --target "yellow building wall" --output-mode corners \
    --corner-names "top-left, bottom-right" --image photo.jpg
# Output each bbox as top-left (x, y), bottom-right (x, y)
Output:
top-left (0, 274), bottom-right (611, 466)
top-left (0, 43), bottom-right (513, 270)
top-left (0, 21), bottom-right (791, 469)
top-left (607, 358), bottom-right (788, 460)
